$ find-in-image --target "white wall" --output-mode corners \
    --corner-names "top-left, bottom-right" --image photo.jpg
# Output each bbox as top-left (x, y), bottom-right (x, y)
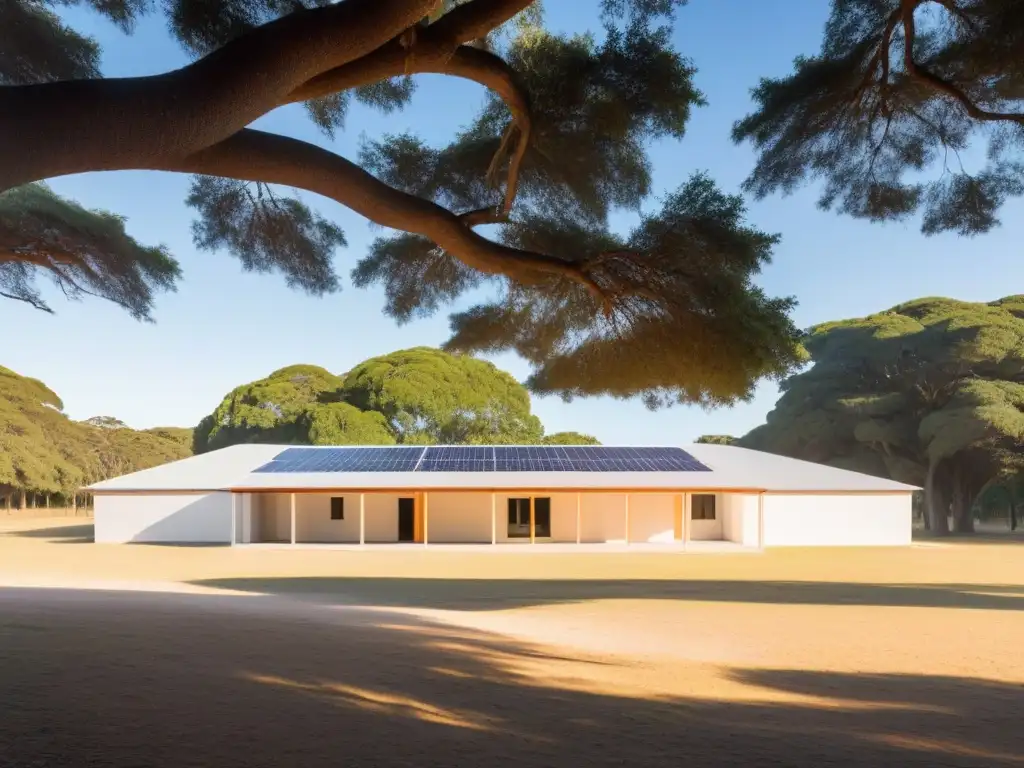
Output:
top-left (366, 494), bottom-right (403, 543)
top-left (721, 494), bottom-right (760, 546)
top-left (94, 493), bottom-right (232, 543)
top-left (628, 494), bottom-right (675, 543)
top-left (252, 494), bottom-right (290, 542)
top-left (427, 493), bottom-right (492, 543)
top-left (295, 493), bottom-right (357, 543)
top-left (762, 493), bottom-right (912, 546)
top-left (689, 493), bottom-right (723, 541)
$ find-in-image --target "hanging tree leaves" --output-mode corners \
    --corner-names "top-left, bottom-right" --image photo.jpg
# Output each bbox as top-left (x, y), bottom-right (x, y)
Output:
top-left (0, 0), bottom-right (804, 407)
top-left (734, 0), bottom-right (1024, 236)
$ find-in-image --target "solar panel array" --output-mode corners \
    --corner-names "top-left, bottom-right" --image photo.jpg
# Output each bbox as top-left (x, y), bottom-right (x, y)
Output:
top-left (253, 446), bottom-right (710, 473)
top-left (255, 446), bottom-right (426, 473)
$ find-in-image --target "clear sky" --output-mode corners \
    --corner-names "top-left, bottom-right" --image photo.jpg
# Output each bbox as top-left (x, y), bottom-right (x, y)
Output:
top-left (4, 0), bottom-right (1022, 444)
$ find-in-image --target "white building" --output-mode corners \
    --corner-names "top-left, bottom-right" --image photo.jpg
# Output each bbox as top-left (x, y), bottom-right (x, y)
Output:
top-left (86, 444), bottom-right (916, 548)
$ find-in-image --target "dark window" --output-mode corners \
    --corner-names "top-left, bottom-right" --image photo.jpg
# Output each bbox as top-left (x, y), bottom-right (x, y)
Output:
top-left (508, 498), bottom-right (529, 538)
top-left (330, 497), bottom-right (344, 520)
top-left (534, 497), bottom-right (551, 538)
top-left (691, 494), bottom-right (716, 521)
top-left (507, 497), bottom-right (551, 538)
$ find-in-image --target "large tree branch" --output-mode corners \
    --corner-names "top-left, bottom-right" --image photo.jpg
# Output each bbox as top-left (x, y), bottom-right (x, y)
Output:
top-left (291, 44), bottom-right (531, 213)
top-left (859, 0), bottom-right (1024, 126)
top-left (289, 0), bottom-right (532, 100)
top-left (163, 129), bottom-right (602, 294)
top-left (900, 0), bottom-right (1024, 124)
top-left (0, 0), bottom-right (438, 191)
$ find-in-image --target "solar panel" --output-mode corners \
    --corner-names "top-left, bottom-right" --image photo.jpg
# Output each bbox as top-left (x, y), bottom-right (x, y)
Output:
top-left (253, 446), bottom-right (426, 473)
top-left (252, 445), bottom-right (709, 473)
top-left (493, 446), bottom-right (709, 472)
top-left (418, 446), bottom-right (495, 472)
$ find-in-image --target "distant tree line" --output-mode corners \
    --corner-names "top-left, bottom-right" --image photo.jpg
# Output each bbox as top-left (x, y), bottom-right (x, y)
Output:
top-left (700, 297), bottom-right (1024, 535)
top-left (1, 348), bottom-right (599, 508)
top-left (0, 366), bottom-right (192, 509)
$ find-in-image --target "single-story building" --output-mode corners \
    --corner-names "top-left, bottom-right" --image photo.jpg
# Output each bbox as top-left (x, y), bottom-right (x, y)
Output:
top-left (86, 444), bottom-right (917, 548)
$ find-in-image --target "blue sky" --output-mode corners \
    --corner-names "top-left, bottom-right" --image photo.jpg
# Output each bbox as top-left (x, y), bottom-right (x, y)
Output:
top-left (4, 0), bottom-right (1022, 444)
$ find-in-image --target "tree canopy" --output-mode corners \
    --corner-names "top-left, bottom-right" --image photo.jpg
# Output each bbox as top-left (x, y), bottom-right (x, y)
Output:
top-left (695, 434), bottom-right (737, 445)
top-left (740, 295), bottom-right (1024, 534)
top-left (194, 346), bottom-right (600, 451)
top-left (1, 0), bottom-right (805, 408)
top-left (0, 365), bottom-right (192, 503)
top-left (735, 0), bottom-right (1024, 236)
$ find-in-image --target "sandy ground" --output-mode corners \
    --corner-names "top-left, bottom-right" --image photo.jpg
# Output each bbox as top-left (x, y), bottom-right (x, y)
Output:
top-left (1, 518), bottom-right (1022, 767)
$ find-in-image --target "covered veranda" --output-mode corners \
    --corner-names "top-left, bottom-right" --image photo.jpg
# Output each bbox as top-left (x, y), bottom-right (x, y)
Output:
top-left (230, 488), bottom-right (765, 548)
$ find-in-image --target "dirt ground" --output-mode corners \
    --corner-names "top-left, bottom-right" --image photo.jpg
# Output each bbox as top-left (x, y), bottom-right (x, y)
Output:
top-left (1, 518), bottom-right (1022, 767)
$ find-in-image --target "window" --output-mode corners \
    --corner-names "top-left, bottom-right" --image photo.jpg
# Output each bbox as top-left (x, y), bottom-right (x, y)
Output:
top-left (330, 497), bottom-right (344, 520)
top-left (691, 494), bottom-right (716, 521)
top-left (507, 497), bottom-right (552, 538)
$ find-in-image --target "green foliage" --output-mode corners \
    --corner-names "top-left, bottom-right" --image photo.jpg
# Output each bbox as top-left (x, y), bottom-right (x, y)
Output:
top-left (186, 177), bottom-right (345, 295)
top-left (542, 431), bottom-right (601, 445)
top-left (342, 347), bottom-right (544, 444)
top-left (734, 0), bottom-right (1024, 235)
top-left (193, 364), bottom-right (347, 452)
top-left (303, 403), bottom-right (396, 446)
top-left (695, 434), bottom-right (736, 445)
top-left (0, 365), bottom-right (191, 499)
top-left (0, 183), bottom-right (181, 318)
top-left (439, 175), bottom-right (804, 408)
top-left (193, 347), bottom-right (604, 451)
top-left (740, 295), bottom-right (1024, 533)
top-left (2, 0), bottom-right (805, 410)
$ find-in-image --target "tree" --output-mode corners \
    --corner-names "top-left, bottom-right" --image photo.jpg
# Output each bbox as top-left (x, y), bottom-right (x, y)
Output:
top-left (193, 364), bottom-right (348, 452)
top-left (342, 347), bottom-right (543, 443)
top-left (695, 434), bottom-right (736, 445)
top-left (740, 296), bottom-right (1024, 535)
top-left (735, 0), bottom-right (1024, 236)
top-left (541, 431), bottom-right (601, 445)
top-left (0, 183), bottom-right (179, 317)
top-left (1, 0), bottom-right (803, 408)
top-left (0, 365), bottom-right (191, 504)
top-left (193, 347), bottom-right (593, 449)
top-left (84, 416), bottom-right (130, 430)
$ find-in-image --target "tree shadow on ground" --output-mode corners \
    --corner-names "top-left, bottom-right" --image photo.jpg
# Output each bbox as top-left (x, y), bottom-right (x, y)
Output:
top-left (2, 523), bottom-right (94, 543)
top-left (0, 587), bottom-right (1019, 768)
top-left (191, 576), bottom-right (1024, 612)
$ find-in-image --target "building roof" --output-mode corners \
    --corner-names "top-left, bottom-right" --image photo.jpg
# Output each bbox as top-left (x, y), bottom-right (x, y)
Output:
top-left (87, 443), bottom-right (919, 494)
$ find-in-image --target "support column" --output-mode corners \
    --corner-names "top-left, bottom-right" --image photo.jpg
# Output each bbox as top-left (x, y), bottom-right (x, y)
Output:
top-left (290, 493), bottom-right (296, 545)
top-left (576, 492), bottom-right (582, 544)
top-left (682, 492), bottom-right (690, 549)
top-left (359, 493), bottom-right (365, 545)
top-left (624, 493), bottom-right (630, 545)
top-left (230, 493), bottom-right (237, 546)
top-left (241, 494), bottom-right (252, 544)
top-left (757, 492), bottom-right (765, 549)
top-left (423, 492), bottom-right (429, 546)
top-left (529, 495), bottom-right (535, 544)
top-left (491, 493), bottom-right (497, 545)
top-left (674, 493), bottom-right (683, 543)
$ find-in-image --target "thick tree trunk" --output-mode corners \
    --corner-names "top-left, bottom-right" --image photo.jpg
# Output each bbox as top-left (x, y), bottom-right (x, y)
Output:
top-left (952, 500), bottom-right (974, 533)
top-left (925, 460), bottom-right (949, 535)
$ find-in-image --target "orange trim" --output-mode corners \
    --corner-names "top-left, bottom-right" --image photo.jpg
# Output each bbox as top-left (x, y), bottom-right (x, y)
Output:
top-left (413, 492), bottom-right (424, 543)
